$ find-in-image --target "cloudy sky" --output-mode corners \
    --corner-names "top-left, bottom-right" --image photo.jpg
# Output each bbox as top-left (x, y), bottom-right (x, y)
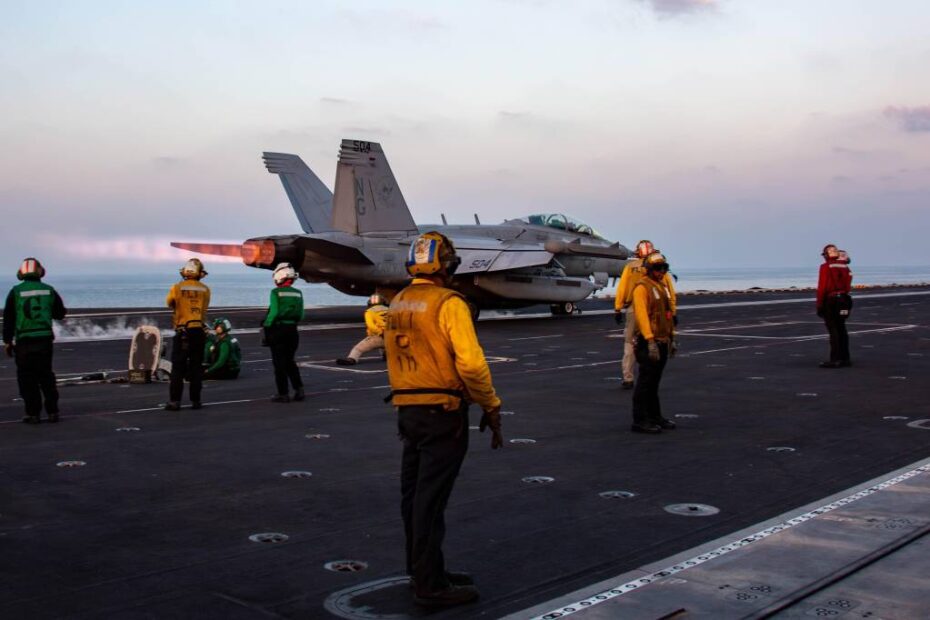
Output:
top-left (1, 0), bottom-right (929, 273)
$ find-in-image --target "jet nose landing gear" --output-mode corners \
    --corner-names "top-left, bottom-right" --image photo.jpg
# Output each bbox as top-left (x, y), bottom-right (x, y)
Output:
top-left (549, 301), bottom-right (579, 316)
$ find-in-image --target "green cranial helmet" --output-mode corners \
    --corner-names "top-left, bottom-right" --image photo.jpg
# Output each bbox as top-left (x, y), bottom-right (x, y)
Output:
top-left (213, 318), bottom-right (232, 334)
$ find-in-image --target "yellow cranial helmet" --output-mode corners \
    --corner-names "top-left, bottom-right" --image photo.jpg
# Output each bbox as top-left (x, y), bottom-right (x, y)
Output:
top-left (405, 231), bottom-right (461, 277)
top-left (643, 251), bottom-right (669, 271)
top-left (180, 258), bottom-right (207, 279)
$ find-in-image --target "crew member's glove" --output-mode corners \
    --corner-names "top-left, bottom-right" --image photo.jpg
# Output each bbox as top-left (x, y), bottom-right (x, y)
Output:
top-left (647, 339), bottom-right (660, 362)
top-left (614, 313), bottom-right (624, 325)
top-left (3, 343), bottom-right (13, 358)
top-left (480, 406), bottom-right (503, 449)
top-left (670, 338), bottom-right (679, 358)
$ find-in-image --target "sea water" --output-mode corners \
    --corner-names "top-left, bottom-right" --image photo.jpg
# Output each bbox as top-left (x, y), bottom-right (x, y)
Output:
top-left (3, 266), bottom-right (928, 309)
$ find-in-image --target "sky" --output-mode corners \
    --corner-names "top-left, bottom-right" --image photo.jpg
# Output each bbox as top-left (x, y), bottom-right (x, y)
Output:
top-left (1, 0), bottom-right (929, 274)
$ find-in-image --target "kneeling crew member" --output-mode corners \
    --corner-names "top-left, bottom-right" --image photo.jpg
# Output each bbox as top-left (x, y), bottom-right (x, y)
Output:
top-left (166, 258), bottom-right (210, 410)
top-left (336, 294), bottom-right (388, 365)
top-left (4, 258), bottom-right (67, 424)
top-left (264, 263), bottom-right (305, 402)
top-left (385, 231), bottom-right (503, 608)
top-left (630, 252), bottom-right (677, 434)
top-left (203, 318), bottom-right (241, 380)
top-left (816, 244), bottom-right (853, 368)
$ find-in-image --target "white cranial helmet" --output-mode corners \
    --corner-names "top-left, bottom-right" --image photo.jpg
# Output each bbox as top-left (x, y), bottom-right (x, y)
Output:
top-left (273, 262), bottom-right (298, 284)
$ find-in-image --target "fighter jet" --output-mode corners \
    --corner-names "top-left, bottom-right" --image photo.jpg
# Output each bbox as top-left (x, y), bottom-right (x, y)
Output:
top-left (172, 139), bottom-right (629, 315)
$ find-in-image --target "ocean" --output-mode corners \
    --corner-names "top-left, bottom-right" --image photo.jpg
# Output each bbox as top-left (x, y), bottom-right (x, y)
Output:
top-left (4, 266), bottom-right (929, 309)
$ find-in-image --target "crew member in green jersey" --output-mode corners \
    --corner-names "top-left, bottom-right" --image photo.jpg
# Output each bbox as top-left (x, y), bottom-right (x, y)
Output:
top-left (263, 263), bottom-right (305, 402)
top-left (203, 318), bottom-right (241, 380)
top-left (3, 258), bottom-right (67, 424)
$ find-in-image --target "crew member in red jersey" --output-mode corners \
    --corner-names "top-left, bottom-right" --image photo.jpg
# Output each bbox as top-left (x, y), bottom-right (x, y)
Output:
top-left (816, 244), bottom-right (853, 368)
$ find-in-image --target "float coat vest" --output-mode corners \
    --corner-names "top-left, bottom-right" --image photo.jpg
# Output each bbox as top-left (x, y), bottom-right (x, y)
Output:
top-left (207, 337), bottom-right (241, 374)
top-left (263, 286), bottom-right (304, 326)
top-left (632, 277), bottom-right (674, 342)
top-left (385, 284), bottom-right (469, 409)
top-left (166, 280), bottom-right (211, 329)
top-left (365, 304), bottom-right (389, 337)
top-left (12, 280), bottom-right (57, 340)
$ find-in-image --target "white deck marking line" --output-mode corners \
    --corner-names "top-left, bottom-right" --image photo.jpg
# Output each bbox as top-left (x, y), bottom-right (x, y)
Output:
top-left (529, 463), bottom-right (930, 620)
top-left (678, 324), bottom-right (915, 341)
top-left (677, 321), bottom-right (803, 332)
top-left (300, 355), bottom-right (517, 374)
top-left (116, 398), bottom-right (256, 414)
top-left (508, 334), bottom-right (564, 341)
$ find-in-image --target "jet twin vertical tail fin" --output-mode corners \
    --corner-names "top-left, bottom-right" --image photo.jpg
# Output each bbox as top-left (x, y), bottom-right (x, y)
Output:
top-left (331, 139), bottom-right (419, 235)
top-left (262, 152), bottom-right (334, 233)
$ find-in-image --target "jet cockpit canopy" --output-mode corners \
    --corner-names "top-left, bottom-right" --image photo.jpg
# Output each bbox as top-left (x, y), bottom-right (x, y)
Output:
top-left (518, 213), bottom-right (606, 240)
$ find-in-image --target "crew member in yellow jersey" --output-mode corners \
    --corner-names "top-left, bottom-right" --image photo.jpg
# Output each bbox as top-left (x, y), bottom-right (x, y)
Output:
top-left (614, 241), bottom-right (677, 389)
top-left (336, 293), bottom-right (388, 365)
top-left (629, 252), bottom-right (677, 434)
top-left (165, 258), bottom-right (210, 411)
top-left (384, 231), bottom-right (502, 608)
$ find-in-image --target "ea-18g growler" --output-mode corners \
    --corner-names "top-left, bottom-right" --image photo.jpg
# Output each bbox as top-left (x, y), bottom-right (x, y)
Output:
top-left (173, 139), bottom-right (629, 316)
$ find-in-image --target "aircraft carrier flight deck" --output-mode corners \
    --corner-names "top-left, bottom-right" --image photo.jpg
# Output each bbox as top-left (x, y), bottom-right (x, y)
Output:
top-left (1, 287), bottom-right (929, 619)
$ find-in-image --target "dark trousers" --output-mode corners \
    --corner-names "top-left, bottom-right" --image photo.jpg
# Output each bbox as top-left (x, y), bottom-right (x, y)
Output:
top-left (268, 324), bottom-right (302, 395)
top-left (632, 337), bottom-right (669, 425)
top-left (823, 296), bottom-right (851, 362)
top-left (398, 403), bottom-right (469, 593)
top-left (15, 337), bottom-right (58, 418)
top-left (169, 329), bottom-right (205, 403)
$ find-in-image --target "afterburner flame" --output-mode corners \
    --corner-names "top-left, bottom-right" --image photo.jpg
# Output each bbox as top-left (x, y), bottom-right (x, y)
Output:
top-left (37, 235), bottom-right (242, 263)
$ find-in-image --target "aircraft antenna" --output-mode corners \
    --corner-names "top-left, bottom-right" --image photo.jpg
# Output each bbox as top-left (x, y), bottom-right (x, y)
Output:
top-left (474, 214), bottom-right (481, 225)
top-left (441, 213), bottom-right (448, 225)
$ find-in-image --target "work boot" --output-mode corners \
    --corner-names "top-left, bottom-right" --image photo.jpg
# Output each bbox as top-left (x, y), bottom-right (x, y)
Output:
top-left (292, 388), bottom-right (305, 402)
top-left (658, 418), bottom-right (676, 430)
top-left (413, 584), bottom-right (479, 608)
top-left (336, 357), bottom-right (357, 366)
top-left (271, 394), bottom-right (290, 403)
top-left (621, 381), bottom-right (634, 390)
top-left (630, 423), bottom-right (662, 434)
top-left (21, 415), bottom-right (41, 424)
top-left (191, 401), bottom-right (203, 410)
top-left (819, 361), bottom-right (841, 368)
top-left (47, 412), bottom-right (60, 423)
top-left (839, 360), bottom-right (853, 367)
top-left (164, 402), bottom-right (181, 411)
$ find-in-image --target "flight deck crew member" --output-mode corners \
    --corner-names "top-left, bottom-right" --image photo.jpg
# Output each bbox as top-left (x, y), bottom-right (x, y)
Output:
top-left (615, 241), bottom-right (677, 389)
top-left (264, 263), bottom-right (305, 402)
top-left (336, 294), bottom-right (388, 366)
top-left (166, 258), bottom-right (210, 410)
top-left (3, 258), bottom-right (67, 424)
top-left (816, 244), bottom-right (853, 368)
top-left (385, 231), bottom-right (503, 608)
top-left (203, 318), bottom-right (241, 380)
top-left (630, 252), bottom-right (677, 434)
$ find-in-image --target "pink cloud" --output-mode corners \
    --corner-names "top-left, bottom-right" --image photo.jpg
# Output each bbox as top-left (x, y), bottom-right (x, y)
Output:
top-left (883, 105), bottom-right (930, 133)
